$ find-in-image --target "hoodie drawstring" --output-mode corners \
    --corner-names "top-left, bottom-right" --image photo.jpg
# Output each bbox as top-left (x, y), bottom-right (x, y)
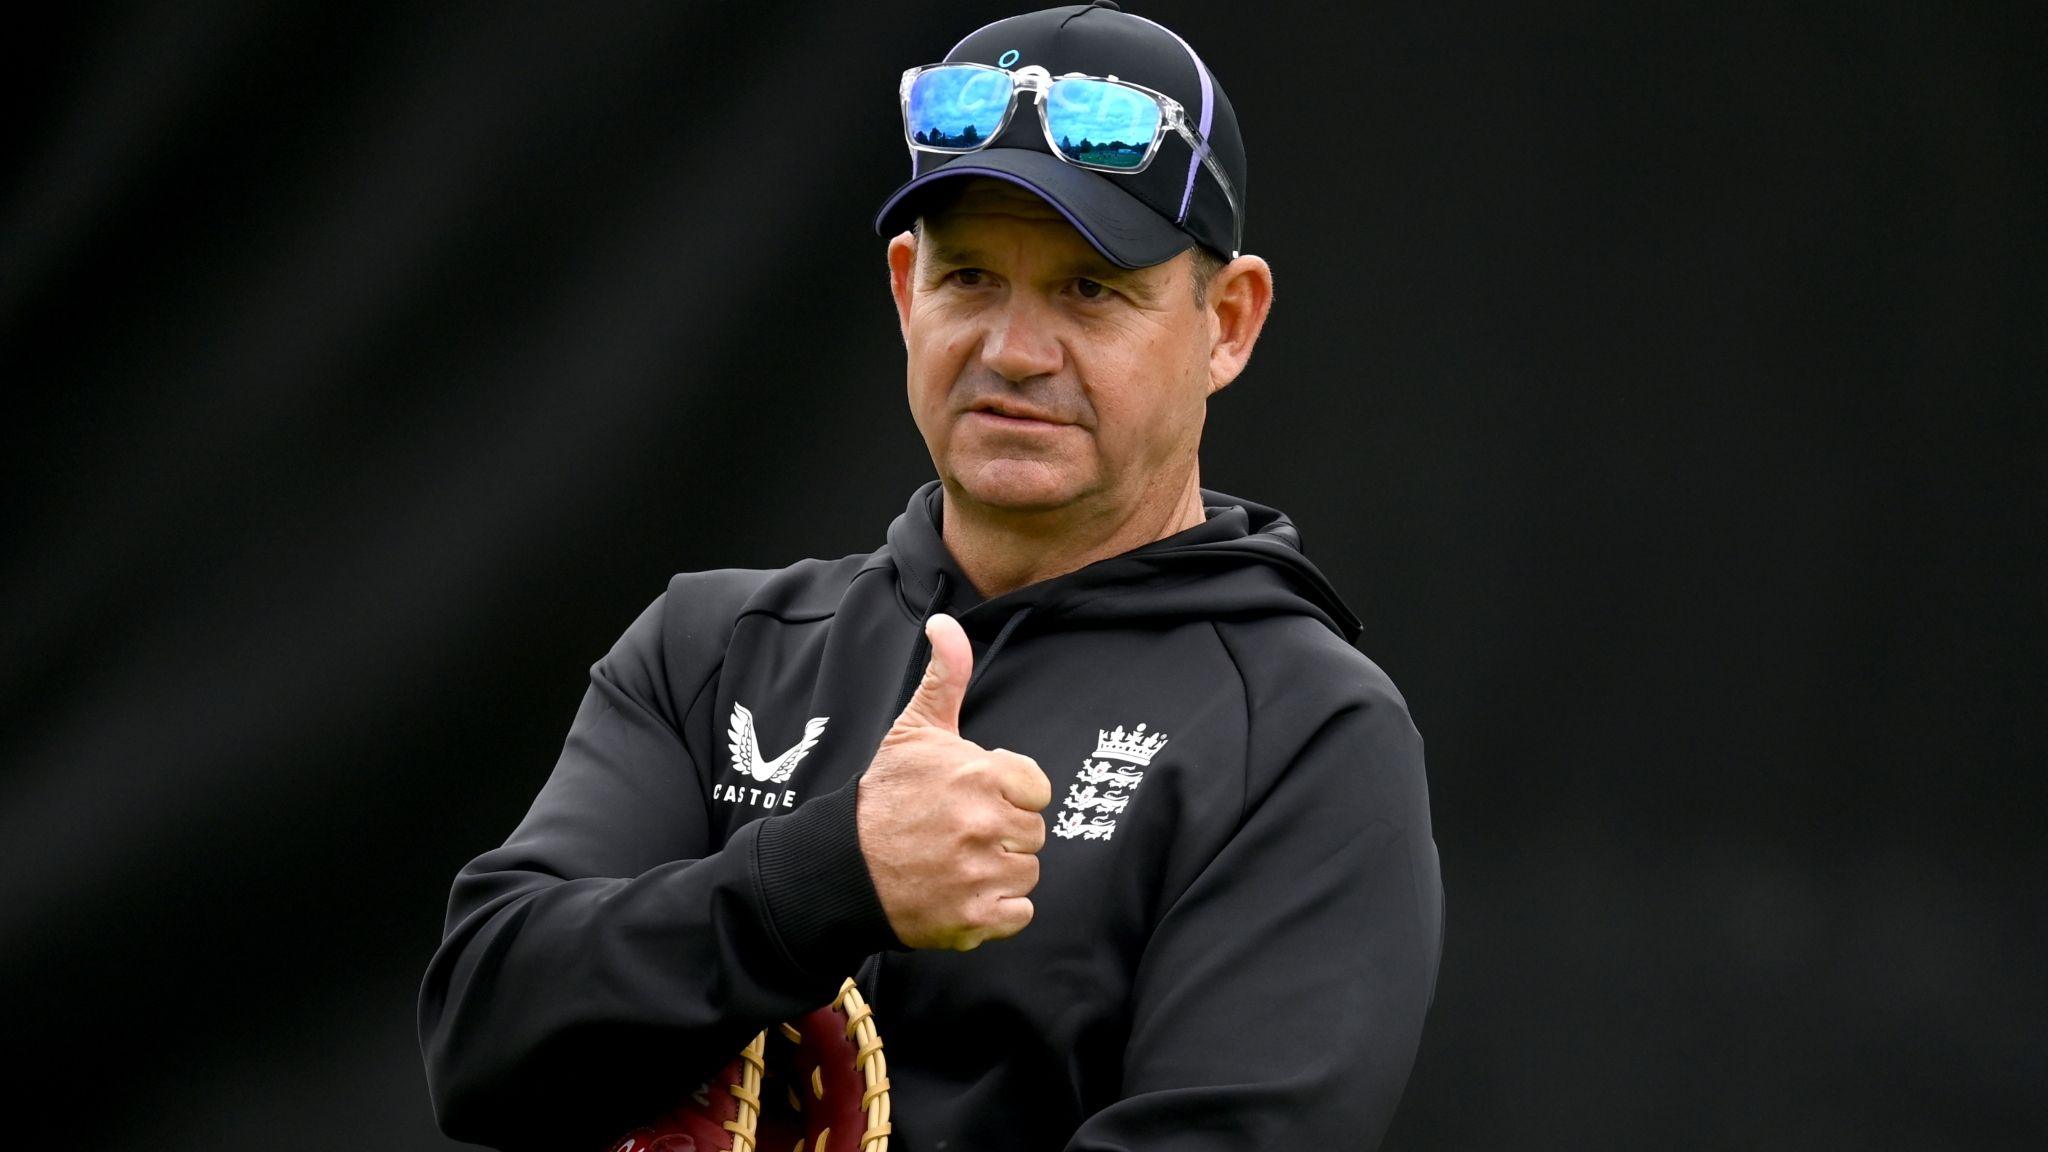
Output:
top-left (891, 569), bottom-right (954, 715)
top-left (968, 604), bottom-right (1034, 696)
top-left (891, 571), bottom-right (1039, 709)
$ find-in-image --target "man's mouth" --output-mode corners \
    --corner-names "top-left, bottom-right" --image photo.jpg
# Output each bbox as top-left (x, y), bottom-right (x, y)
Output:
top-left (968, 401), bottom-right (1067, 426)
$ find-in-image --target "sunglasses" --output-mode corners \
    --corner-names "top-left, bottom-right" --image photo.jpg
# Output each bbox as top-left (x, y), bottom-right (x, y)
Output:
top-left (898, 61), bottom-right (1243, 256)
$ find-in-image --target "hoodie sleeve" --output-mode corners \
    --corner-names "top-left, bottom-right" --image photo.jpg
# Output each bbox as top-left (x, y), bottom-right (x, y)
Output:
top-left (416, 574), bottom-right (899, 1151)
top-left (1065, 645), bottom-right (1444, 1151)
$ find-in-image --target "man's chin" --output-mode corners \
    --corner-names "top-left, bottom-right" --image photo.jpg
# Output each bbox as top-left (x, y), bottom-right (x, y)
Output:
top-left (946, 462), bottom-right (1090, 517)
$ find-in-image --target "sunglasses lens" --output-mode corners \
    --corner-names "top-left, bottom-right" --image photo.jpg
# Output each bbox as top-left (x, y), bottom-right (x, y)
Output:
top-left (1045, 78), bottom-right (1162, 170)
top-left (907, 65), bottom-right (1013, 150)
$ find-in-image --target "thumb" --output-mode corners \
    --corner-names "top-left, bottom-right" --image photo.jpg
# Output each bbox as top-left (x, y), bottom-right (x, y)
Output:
top-left (895, 612), bottom-right (973, 735)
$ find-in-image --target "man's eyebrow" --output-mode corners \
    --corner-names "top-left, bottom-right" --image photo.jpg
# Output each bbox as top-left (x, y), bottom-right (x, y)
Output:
top-left (924, 241), bottom-right (1138, 283)
top-left (923, 241), bottom-right (986, 269)
top-left (1052, 256), bottom-right (1139, 283)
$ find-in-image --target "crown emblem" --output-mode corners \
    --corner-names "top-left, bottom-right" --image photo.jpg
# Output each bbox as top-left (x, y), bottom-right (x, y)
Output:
top-left (1093, 722), bottom-right (1168, 766)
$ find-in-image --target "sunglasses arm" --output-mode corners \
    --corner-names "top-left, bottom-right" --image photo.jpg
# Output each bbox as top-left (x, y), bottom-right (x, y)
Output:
top-left (1168, 118), bottom-right (1244, 258)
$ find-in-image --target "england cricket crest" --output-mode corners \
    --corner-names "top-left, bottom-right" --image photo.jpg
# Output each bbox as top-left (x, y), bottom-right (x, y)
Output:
top-left (1053, 722), bottom-right (1168, 841)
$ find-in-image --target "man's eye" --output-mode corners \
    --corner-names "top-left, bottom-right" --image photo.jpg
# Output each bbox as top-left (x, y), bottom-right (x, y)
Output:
top-left (951, 268), bottom-right (988, 286)
top-left (1074, 278), bottom-right (1110, 300)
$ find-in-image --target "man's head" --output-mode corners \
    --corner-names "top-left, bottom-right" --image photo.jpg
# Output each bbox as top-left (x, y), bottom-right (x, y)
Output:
top-left (886, 177), bottom-right (1272, 521)
top-left (875, 4), bottom-right (1273, 525)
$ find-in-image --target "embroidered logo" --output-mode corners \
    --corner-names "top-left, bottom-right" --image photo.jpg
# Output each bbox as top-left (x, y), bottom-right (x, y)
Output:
top-left (1053, 722), bottom-right (1167, 841)
top-left (717, 701), bottom-right (828, 809)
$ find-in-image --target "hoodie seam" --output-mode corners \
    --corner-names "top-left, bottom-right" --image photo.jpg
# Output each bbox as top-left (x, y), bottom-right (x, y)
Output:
top-left (660, 587), bottom-right (727, 786)
top-left (679, 662), bottom-right (726, 788)
top-left (893, 549), bottom-right (938, 604)
top-left (733, 605), bottom-right (837, 626)
top-left (875, 554), bottom-right (933, 625)
top-left (697, 612), bottom-right (845, 790)
top-left (854, 558), bottom-right (922, 625)
top-left (702, 572), bottom-right (914, 735)
top-left (676, 604), bottom-right (827, 779)
top-left (733, 557), bottom-right (897, 626)
top-left (1208, 620), bottom-right (1255, 829)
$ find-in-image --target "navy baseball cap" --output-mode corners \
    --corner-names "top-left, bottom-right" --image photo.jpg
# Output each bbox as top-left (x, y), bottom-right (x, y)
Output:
top-left (872, 1), bottom-right (1247, 269)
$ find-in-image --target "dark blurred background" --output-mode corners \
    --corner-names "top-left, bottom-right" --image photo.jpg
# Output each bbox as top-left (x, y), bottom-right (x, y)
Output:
top-left (4, 0), bottom-right (2040, 1147)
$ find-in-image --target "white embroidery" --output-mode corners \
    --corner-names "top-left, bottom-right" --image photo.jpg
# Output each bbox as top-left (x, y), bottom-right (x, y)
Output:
top-left (1053, 722), bottom-right (1167, 841)
top-left (725, 701), bottom-right (828, 785)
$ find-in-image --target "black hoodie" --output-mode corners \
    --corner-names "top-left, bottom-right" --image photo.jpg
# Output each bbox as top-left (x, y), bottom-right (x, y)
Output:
top-left (419, 480), bottom-right (1444, 1150)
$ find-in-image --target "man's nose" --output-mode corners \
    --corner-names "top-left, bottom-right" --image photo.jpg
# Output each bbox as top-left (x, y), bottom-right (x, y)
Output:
top-left (979, 297), bottom-right (1064, 382)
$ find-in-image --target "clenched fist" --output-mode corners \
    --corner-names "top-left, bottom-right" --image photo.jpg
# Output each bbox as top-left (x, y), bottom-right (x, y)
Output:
top-left (857, 612), bottom-right (1052, 951)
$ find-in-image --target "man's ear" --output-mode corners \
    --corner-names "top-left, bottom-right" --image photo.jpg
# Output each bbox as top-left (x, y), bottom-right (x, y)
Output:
top-left (887, 230), bottom-right (919, 349)
top-left (1204, 254), bottom-right (1274, 396)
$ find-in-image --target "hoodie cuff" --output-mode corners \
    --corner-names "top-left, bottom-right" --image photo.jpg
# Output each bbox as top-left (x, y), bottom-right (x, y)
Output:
top-left (752, 776), bottom-right (904, 975)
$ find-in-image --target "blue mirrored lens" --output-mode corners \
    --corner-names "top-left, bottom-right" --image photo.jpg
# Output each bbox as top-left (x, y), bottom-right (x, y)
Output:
top-left (907, 66), bottom-right (1013, 149)
top-left (1046, 78), bottom-right (1161, 170)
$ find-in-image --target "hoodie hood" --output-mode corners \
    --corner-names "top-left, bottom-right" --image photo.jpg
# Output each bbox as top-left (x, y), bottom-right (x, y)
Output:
top-left (882, 479), bottom-right (1364, 643)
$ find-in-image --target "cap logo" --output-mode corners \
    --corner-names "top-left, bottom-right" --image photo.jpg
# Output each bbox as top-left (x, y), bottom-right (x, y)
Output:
top-left (997, 48), bottom-right (1020, 66)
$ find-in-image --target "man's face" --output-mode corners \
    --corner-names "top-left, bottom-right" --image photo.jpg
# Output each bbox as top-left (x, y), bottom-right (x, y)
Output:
top-left (887, 178), bottom-right (1223, 522)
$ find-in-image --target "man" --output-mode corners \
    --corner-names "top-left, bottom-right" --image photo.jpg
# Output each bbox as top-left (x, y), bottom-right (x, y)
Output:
top-left (419, 3), bottom-right (1443, 1148)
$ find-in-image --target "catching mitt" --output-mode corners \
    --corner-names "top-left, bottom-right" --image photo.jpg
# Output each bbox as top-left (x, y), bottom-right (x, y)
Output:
top-left (607, 977), bottom-right (891, 1152)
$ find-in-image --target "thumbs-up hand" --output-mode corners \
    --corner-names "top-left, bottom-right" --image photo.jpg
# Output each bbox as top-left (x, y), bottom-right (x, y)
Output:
top-left (857, 612), bottom-right (1053, 951)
